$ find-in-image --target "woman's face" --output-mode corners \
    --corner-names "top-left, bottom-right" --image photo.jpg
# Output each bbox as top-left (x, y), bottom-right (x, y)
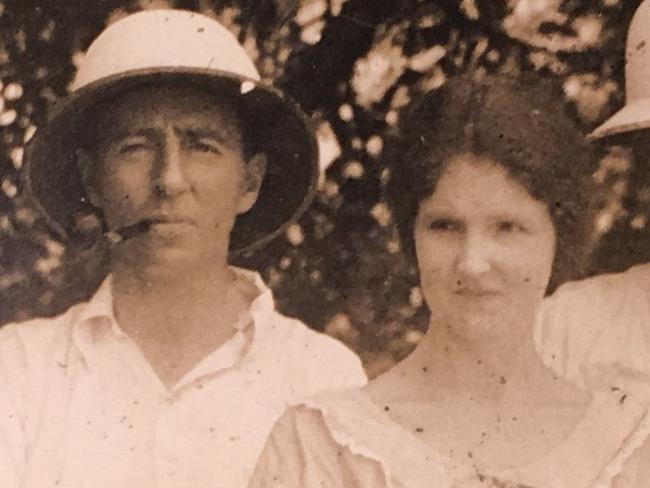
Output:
top-left (414, 154), bottom-right (556, 342)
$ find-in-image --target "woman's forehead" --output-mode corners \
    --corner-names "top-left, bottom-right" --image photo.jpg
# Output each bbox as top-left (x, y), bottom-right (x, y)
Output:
top-left (421, 155), bottom-right (549, 217)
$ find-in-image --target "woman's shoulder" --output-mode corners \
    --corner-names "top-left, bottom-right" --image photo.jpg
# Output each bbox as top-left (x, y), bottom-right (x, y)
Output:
top-left (288, 386), bottom-right (405, 456)
top-left (508, 386), bottom-right (650, 488)
top-left (258, 387), bottom-right (466, 488)
top-left (276, 387), bottom-right (376, 444)
top-left (249, 388), bottom-right (396, 488)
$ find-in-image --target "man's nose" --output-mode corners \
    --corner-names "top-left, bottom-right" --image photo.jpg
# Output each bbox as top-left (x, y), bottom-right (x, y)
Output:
top-left (456, 232), bottom-right (491, 276)
top-left (154, 132), bottom-right (190, 197)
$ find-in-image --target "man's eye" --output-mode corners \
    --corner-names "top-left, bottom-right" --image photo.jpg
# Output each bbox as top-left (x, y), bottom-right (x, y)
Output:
top-left (119, 144), bottom-right (147, 154)
top-left (187, 138), bottom-right (221, 154)
top-left (116, 139), bottom-right (151, 155)
top-left (428, 219), bottom-right (459, 232)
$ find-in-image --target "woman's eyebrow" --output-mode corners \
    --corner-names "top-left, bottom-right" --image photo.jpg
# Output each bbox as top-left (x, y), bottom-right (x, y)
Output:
top-left (418, 201), bottom-right (456, 214)
top-left (417, 209), bottom-right (458, 222)
top-left (488, 211), bottom-right (529, 222)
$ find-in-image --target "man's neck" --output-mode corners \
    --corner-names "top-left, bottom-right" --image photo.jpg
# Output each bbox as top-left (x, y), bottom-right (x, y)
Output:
top-left (110, 261), bottom-right (256, 387)
top-left (113, 259), bottom-right (236, 301)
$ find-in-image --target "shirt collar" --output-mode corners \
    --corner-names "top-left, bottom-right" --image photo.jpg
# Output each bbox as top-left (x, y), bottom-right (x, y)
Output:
top-left (76, 274), bottom-right (116, 325)
top-left (72, 266), bottom-right (276, 360)
top-left (230, 266), bottom-right (275, 322)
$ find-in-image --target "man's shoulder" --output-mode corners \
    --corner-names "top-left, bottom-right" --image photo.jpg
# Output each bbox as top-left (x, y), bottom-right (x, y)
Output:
top-left (265, 311), bottom-right (358, 359)
top-left (261, 310), bottom-right (367, 386)
top-left (540, 263), bottom-right (650, 327)
top-left (537, 263), bottom-right (650, 387)
top-left (0, 303), bottom-right (83, 357)
top-left (552, 262), bottom-right (650, 299)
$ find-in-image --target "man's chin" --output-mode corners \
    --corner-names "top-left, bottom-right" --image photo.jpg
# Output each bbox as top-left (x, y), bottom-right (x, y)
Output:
top-left (140, 253), bottom-right (202, 282)
top-left (113, 241), bottom-right (201, 272)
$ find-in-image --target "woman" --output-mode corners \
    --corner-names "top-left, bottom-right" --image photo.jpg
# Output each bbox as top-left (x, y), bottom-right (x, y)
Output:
top-left (248, 73), bottom-right (650, 487)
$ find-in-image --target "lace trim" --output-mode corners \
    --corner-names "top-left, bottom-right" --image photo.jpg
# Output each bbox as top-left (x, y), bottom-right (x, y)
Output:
top-left (593, 411), bottom-right (650, 487)
top-left (298, 396), bottom-right (395, 488)
top-left (297, 391), bottom-right (650, 488)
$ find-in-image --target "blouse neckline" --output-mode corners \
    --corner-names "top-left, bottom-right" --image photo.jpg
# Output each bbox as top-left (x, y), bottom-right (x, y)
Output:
top-left (303, 386), bottom-right (650, 487)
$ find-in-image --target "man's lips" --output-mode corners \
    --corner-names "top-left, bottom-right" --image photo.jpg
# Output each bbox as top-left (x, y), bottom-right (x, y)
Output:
top-left (105, 220), bottom-right (151, 243)
top-left (147, 215), bottom-right (194, 225)
top-left (107, 216), bottom-right (193, 242)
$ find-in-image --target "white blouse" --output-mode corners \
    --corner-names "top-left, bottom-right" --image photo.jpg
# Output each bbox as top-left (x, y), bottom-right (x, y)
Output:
top-left (249, 264), bottom-right (650, 487)
top-left (249, 385), bottom-right (650, 488)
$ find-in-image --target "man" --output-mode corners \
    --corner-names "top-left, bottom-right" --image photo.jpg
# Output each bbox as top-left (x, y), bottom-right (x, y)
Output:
top-left (535, 0), bottom-right (650, 390)
top-left (0, 10), bottom-right (366, 488)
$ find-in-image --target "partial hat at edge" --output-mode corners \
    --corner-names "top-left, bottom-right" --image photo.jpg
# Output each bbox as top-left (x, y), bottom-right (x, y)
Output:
top-left (589, 0), bottom-right (650, 140)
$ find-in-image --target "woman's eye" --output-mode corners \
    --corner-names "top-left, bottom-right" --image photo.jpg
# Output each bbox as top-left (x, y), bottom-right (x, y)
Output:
top-left (496, 220), bottom-right (526, 234)
top-left (428, 219), bottom-right (459, 232)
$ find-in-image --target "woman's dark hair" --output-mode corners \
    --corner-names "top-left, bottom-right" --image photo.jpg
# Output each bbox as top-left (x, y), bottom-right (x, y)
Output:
top-left (385, 72), bottom-right (597, 293)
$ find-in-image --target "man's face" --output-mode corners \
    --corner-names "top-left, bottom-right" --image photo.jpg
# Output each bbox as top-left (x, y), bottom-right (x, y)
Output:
top-left (85, 85), bottom-right (265, 273)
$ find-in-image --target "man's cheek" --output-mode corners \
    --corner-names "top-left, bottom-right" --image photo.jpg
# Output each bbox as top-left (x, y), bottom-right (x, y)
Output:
top-left (100, 190), bottom-right (141, 224)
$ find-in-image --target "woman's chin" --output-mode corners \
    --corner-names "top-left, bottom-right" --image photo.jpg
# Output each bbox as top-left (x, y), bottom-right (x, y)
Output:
top-left (438, 309), bottom-right (525, 344)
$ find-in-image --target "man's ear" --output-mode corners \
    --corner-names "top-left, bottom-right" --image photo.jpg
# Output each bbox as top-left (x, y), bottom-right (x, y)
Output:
top-left (76, 149), bottom-right (101, 208)
top-left (237, 153), bottom-right (267, 214)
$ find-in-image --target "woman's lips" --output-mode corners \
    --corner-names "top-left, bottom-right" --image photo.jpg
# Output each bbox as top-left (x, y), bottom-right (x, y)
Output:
top-left (453, 288), bottom-right (501, 297)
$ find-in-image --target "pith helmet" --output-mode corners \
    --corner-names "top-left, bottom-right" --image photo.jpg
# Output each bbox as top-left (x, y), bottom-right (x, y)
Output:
top-left (24, 9), bottom-right (318, 255)
top-left (589, 0), bottom-right (650, 139)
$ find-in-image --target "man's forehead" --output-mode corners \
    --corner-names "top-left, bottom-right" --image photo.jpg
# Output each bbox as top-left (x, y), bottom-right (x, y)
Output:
top-left (95, 84), bottom-right (242, 133)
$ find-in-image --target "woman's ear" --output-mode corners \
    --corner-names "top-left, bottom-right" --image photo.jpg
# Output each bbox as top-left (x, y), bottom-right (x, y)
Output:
top-left (237, 152), bottom-right (267, 215)
top-left (76, 149), bottom-right (101, 208)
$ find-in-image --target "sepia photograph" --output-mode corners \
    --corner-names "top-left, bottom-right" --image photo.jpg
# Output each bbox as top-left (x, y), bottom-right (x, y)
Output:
top-left (0, 0), bottom-right (649, 486)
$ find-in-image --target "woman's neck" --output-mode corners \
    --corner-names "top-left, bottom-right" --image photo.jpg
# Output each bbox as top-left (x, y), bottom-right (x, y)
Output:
top-left (383, 317), bottom-right (547, 403)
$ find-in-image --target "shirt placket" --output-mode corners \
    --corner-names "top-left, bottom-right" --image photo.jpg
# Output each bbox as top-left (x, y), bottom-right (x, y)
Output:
top-left (151, 329), bottom-right (256, 488)
top-left (71, 269), bottom-right (270, 487)
top-left (154, 393), bottom-right (182, 487)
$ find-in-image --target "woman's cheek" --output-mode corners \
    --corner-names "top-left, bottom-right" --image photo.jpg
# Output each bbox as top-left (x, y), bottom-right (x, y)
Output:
top-left (416, 237), bottom-right (454, 303)
top-left (505, 236), bottom-right (554, 294)
top-left (415, 236), bottom-right (445, 274)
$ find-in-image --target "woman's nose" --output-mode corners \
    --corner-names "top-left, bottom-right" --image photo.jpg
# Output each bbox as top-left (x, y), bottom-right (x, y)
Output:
top-left (154, 132), bottom-right (190, 197)
top-left (456, 232), bottom-right (491, 275)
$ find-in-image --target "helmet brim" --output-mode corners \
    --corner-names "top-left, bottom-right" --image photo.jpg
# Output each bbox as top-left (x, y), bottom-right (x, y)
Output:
top-left (23, 68), bottom-right (319, 257)
top-left (588, 97), bottom-right (650, 140)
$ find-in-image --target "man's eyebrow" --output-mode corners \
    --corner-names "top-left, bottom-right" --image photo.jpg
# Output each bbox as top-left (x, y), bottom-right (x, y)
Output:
top-left (174, 127), bottom-right (229, 143)
top-left (104, 128), bottom-right (159, 143)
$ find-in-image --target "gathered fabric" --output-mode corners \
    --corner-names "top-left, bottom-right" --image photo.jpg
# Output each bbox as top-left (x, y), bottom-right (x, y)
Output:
top-left (249, 385), bottom-right (650, 488)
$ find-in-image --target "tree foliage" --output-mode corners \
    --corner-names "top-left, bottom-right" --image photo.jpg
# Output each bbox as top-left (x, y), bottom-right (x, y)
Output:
top-left (0, 0), bottom-right (646, 375)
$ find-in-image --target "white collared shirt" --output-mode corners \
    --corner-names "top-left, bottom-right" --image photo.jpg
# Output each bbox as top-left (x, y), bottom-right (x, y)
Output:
top-left (0, 268), bottom-right (367, 488)
top-left (536, 263), bottom-right (650, 389)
